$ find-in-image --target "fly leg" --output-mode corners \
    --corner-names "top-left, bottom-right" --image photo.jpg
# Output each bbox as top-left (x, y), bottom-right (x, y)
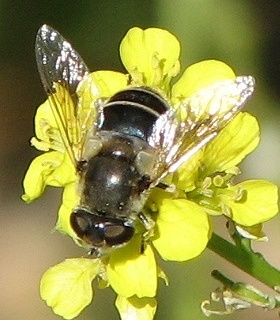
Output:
top-left (138, 211), bottom-right (155, 254)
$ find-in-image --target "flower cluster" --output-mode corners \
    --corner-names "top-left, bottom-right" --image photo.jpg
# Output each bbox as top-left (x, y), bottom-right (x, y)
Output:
top-left (22, 27), bottom-right (278, 319)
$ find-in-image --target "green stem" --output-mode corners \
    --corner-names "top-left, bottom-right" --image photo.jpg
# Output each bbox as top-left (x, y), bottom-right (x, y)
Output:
top-left (207, 233), bottom-right (280, 291)
top-left (211, 269), bottom-right (235, 287)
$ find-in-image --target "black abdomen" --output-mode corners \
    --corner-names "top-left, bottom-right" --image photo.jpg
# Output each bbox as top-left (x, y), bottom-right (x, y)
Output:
top-left (100, 87), bottom-right (169, 141)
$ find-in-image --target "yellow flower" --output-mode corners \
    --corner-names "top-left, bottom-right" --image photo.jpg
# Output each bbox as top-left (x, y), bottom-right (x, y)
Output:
top-left (115, 295), bottom-right (157, 320)
top-left (181, 111), bottom-right (278, 227)
top-left (22, 27), bottom-right (278, 320)
top-left (40, 258), bottom-right (101, 319)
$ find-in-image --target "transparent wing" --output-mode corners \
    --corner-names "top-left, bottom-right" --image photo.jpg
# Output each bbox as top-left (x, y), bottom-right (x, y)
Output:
top-left (35, 24), bottom-right (100, 164)
top-left (148, 76), bottom-right (255, 186)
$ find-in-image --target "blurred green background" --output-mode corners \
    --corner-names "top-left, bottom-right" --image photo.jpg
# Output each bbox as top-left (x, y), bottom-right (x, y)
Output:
top-left (1, 1), bottom-right (280, 319)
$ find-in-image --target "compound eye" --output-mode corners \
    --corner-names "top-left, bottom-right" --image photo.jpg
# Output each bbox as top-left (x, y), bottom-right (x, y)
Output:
top-left (70, 209), bottom-right (134, 249)
top-left (103, 223), bottom-right (134, 246)
top-left (70, 210), bottom-right (104, 246)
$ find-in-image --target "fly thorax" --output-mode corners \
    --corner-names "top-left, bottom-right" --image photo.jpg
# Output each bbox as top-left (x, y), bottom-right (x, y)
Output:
top-left (81, 135), bottom-right (145, 217)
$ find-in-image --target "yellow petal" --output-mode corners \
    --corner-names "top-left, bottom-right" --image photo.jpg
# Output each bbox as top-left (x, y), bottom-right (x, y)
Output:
top-left (116, 295), bottom-right (157, 320)
top-left (153, 199), bottom-right (211, 261)
top-left (107, 236), bottom-right (157, 298)
top-left (34, 84), bottom-right (77, 154)
top-left (40, 258), bottom-right (100, 319)
top-left (22, 151), bottom-right (76, 203)
top-left (220, 180), bottom-right (278, 226)
top-left (47, 155), bottom-right (76, 186)
top-left (174, 149), bottom-right (203, 192)
top-left (120, 27), bottom-right (180, 89)
top-left (22, 152), bottom-right (63, 202)
top-left (55, 182), bottom-right (79, 238)
top-left (203, 112), bottom-right (260, 175)
top-left (172, 60), bottom-right (235, 100)
top-left (78, 70), bottom-right (128, 100)
top-left (34, 98), bottom-right (58, 142)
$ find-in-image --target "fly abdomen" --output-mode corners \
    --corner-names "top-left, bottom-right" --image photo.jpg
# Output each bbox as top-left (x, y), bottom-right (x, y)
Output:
top-left (100, 87), bottom-right (169, 141)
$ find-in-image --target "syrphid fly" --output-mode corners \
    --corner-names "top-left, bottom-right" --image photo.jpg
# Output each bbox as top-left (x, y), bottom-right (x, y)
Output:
top-left (35, 25), bottom-right (255, 256)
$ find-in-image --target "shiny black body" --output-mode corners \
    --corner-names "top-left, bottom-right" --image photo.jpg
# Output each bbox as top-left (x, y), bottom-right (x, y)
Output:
top-left (71, 87), bottom-right (169, 254)
top-left (35, 25), bottom-right (255, 257)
